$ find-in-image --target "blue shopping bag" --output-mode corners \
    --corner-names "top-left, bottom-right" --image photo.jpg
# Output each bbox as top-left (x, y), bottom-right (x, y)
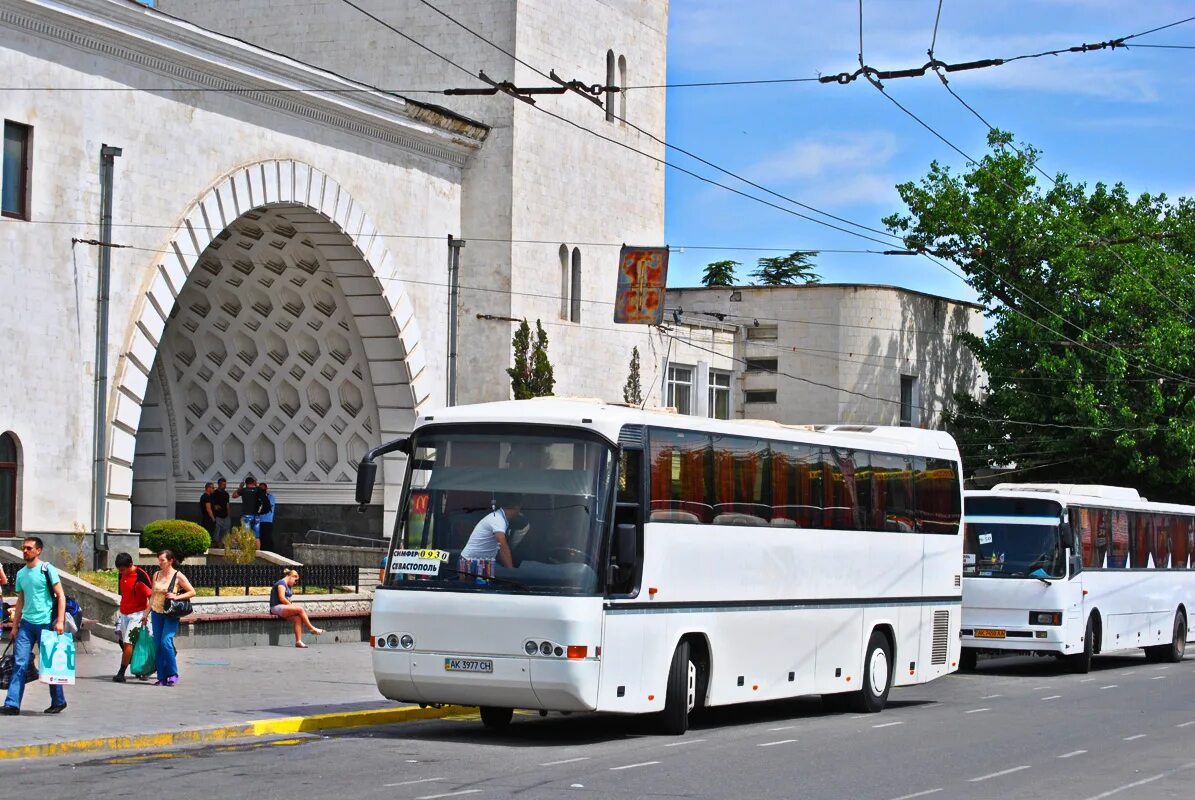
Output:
top-left (38, 629), bottom-right (76, 685)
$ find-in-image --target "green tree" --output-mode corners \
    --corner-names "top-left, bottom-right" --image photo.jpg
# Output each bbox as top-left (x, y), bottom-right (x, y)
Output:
top-left (751, 251), bottom-right (820, 286)
top-left (884, 129), bottom-right (1195, 501)
top-left (702, 260), bottom-right (739, 287)
top-left (623, 346), bottom-right (643, 405)
top-left (507, 319), bottom-right (555, 399)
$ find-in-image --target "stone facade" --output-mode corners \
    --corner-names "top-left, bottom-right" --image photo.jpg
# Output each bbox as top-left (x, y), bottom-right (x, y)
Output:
top-left (666, 285), bottom-right (985, 428)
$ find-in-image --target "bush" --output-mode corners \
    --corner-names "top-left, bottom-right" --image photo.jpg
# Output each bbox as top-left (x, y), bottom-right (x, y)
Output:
top-left (141, 519), bottom-right (211, 562)
top-left (222, 524), bottom-right (258, 565)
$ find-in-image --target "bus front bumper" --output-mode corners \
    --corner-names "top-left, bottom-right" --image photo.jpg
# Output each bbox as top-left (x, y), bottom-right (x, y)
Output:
top-left (960, 626), bottom-right (1067, 654)
top-left (374, 650), bottom-right (600, 712)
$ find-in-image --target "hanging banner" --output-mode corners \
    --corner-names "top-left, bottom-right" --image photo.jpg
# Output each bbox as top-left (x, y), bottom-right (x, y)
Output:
top-left (614, 246), bottom-right (669, 325)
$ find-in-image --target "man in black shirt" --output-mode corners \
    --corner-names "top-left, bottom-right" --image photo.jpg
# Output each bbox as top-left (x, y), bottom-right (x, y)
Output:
top-left (199, 482), bottom-right (216, 539)
top-left (234, 475), bottom-right (262, 535)
top-left (212, 478), bottom-right (231, 545)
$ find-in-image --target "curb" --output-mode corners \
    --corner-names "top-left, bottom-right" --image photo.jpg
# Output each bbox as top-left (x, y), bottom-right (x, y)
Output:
top-left (0, 704), bottom-right (472, 761)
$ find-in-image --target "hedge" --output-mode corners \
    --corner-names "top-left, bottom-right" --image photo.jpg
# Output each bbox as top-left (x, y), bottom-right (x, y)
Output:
top-left (141, 519), bottom-right (211, 562)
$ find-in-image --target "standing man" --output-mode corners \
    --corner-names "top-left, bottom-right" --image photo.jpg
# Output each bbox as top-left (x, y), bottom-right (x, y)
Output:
top-left (234, 475), bottom-right (261, 536)
top-left (1, 537), bottom-right (67, 715)
top-left (212, 478), bottom-right (231, 545)
top-left (257, 482), bottom-right (277, 553)
top-left (112, 552), bottom-right (152, 683)
top-left (199, 482), bottom-right (217, 542)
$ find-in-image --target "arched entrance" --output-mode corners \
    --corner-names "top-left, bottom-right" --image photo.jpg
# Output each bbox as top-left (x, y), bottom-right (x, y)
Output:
top-left (110, 161), bottom-right (430, 547)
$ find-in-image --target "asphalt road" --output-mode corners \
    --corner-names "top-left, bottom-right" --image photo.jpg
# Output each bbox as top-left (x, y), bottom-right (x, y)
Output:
top-left (11, 652), bottom-right (1195, 800)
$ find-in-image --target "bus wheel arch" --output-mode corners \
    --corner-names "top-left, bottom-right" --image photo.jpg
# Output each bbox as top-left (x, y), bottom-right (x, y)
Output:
top-left (1089, 609), bottom-right (1103, 654)
top-left (679, 632), bottom-right (712, 711)
top-left (847, 627), bottom-right (894, 713)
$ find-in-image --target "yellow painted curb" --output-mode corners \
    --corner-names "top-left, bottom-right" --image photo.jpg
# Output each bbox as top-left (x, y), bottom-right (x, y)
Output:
top-left (0, 704), bottom-right (472, 761)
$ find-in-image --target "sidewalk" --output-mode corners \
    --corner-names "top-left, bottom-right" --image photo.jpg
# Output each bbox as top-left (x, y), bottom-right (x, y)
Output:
top-left (0, 637), bottom-right (458, 757)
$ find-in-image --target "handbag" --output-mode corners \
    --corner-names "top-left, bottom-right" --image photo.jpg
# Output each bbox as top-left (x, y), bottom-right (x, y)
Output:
top-left (0, 640), bottom-right (13, 690)
top-left (162, 572), bottom-right (193, 618)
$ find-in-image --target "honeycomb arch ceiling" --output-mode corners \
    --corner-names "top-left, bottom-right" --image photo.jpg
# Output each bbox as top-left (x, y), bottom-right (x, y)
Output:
top-left (158, 207), bottom-right (382, 486)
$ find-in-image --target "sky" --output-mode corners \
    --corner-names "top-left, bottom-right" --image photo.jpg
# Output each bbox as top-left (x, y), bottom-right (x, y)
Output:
top-left (658, 1), bottom-right (1195, 303)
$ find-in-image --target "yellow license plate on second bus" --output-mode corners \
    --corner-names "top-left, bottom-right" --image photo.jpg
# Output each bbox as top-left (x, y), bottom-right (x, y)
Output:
top-left (974, 628), bottom-right (1006, 639)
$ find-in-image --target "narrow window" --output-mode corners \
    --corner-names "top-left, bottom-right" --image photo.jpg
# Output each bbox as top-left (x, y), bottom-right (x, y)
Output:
top-left (708, 370), bottom-right (731, 420)
top-left (743, 389), bottom-right (776, 404)
top-left (618, 54), bottom-right (627, 123)
top-left (900, 375), bottom-right (918, 427)
top-left (744, 357), bottom-right (777, 373)
top-left (559, 244), bottom-right (570, 320)
top-left (0, 432), bottom-right (18, 533)
top-left (2, 121), bottom-right (32, 220)
top-left (746, 324), bottom-right (778, 341)
top-left (605, 50), bottom-right (616, 122)
top-left (666, 364), bottom-right (694, 415)
top-left (570, 247), bottom-right (582, 322)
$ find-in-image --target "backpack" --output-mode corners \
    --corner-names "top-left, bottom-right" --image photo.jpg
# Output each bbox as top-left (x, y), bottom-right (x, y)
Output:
top-left (42, 565), bottom-right (81, 629)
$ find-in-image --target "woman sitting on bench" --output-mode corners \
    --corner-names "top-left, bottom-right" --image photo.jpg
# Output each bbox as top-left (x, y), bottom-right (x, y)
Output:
top-left (270, 569), bottom-right (324, 648)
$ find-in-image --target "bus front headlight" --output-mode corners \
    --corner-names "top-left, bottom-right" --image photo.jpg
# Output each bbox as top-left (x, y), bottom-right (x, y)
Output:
top-left (1029, 611), bottom-right (1062, 626)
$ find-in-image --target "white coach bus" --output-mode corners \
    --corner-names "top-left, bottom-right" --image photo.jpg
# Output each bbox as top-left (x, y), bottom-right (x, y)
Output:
top-left (961, 484), bottom-right (1195, 673)
top-left (356, 399), bottom-right (964, 733)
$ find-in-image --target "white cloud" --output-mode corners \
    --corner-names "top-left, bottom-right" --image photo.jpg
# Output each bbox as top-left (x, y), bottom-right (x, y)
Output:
top-left (742, 131), bottom-right (902, 209)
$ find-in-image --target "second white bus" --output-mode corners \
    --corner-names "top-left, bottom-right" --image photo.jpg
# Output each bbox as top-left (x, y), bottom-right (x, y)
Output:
top-left (961, 483), bottom-right (1195, 672)
top-left (359, 399), bottom-right (965, 733)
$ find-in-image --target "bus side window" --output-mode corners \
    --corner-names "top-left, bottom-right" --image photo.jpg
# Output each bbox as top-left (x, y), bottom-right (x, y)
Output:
top-left (616, 448), bottom-right (642, 524)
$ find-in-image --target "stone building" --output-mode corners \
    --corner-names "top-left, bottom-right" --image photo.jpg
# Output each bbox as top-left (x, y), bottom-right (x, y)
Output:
top-left (0, 0), bottom-right (666, 560)
top-left (665, 284), bottom-right (985, 428)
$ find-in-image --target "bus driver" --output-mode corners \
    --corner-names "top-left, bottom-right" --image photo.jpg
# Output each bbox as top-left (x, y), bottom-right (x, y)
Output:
top-left (460, 493), bottom-right (523, 570)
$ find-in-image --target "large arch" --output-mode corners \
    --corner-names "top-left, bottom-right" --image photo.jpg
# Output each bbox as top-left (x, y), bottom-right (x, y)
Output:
top-left (108, 160), bottom-right (431, 542)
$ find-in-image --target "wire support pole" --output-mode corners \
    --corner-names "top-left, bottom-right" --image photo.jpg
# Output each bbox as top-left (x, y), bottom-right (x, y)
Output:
top-left (446, 234), bottom-right (466, 407)
top-left (92, 143), bottom-right (121, 563)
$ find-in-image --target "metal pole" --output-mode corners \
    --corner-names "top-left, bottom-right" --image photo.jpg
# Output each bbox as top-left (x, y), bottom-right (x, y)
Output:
top-left (446, 235), bottom-right (466, 406)
top-left (93, 144), bottom-right (122, 562)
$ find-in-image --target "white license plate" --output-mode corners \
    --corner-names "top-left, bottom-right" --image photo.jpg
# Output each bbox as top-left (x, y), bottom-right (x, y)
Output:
top-left (444, 658), bottom-right (493, 673)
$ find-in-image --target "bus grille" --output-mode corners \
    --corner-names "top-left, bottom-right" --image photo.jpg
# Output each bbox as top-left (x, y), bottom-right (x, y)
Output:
top-left (931, 610), bottom-right (950, 665)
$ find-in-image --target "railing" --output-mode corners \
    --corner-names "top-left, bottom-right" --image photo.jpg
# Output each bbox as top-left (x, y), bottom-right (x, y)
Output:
top-left (183, 564), bottom-right (359, 596)
top-left (301, 529), bottom-right (388, 548)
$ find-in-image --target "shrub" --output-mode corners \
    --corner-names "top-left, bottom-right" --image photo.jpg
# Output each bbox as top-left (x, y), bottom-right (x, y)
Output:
top-left (141, 519), bottom-right (211, 562)
top-left (222, 524), bottom-right (258, 565)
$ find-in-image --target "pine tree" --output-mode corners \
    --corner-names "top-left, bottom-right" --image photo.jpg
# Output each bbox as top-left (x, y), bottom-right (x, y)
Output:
top-left (506, 319), bottom-right (534, 399)
top-left (701, 260), bottom-right (739, 287)
top-left (508, 319), bottom-right (556, 399)
top-left (623, 346), bottom-right (643, 405)
top-left (751, 251), bottom-right (820, 286)
top-left (529, 320), bottom-right (555, 397)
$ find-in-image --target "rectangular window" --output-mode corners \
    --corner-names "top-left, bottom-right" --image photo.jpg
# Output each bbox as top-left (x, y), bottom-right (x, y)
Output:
top-left (1108, 510), bottom-right (1129, 568)
top-left (745, 357), bottom-right (778, 373)
top-left (648, 428), bottom-right (711, 523)
top-left (900, 375), bottom-right (917, 427)
top-left (708, 370), bottom-right (731, 420)
top-left (913, 457), bottom-right (961, 534)
top-left (665, 364), bottom-right (693, 415)
top-left (2, 121), bottom-right (32, 220)
top-left (746, 325), bottom-right (778, 341)
top-left (771, 442), bottom-right (823, 527)
top-left (711, 435), bottom-right (769, 524)
top-left (872, 453), bottom-right (914, 532)
top-left (743, 390), bottom-right (776, 404)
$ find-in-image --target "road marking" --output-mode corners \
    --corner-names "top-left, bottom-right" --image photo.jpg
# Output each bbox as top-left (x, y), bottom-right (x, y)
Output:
top-left (1032, 686), bottom-right (1050, 690)
top-left (540, 757), bottom-right (590, 766)
top-left (416, 791), bottom-right (482, 800)
top-left (610, 761), bottom-right (659, 771)
top-left (981, 694), bottom-right (1002, 700)
top-left (965, 707), bottom-right (990, 714)
top-left (1151, 676), bottom-right (1166, 680)
top-left (1177, 721), bottom-right (1195, 728)
top-left (887, 789), bottom-right (943, 800)
top-left (769, 725), bottom-right (796, 731)
top-left (664, 738), bottom-right (706, 747)
top-left (1081, 760), bottom-right (1195, 800)
top-left (1124, 734), bottom-right (1147, 741)
top-left (384, 778), bottom-right (441, 787)
top-left (1080, 678), bottom-right (1096, 683)
top-left (850, 714), bottom-right (871, 719)
top-left (758, 739), bottom-right (798, 747)
top-left (1100, 685), bottom-right (1118, 690)
top-left (873, 721), bottom-right (904, 729)
top-left (969, 765), bottom-right (1031, 782)
top-left (1058, 750), bottom-right (1087, 759)
top-left (1042, 695), bottom-right (1061, 700)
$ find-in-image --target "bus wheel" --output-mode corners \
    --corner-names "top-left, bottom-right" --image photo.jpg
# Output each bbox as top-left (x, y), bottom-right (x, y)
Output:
top-left (658, 640), bottom-right (695, 735)
top-left (959, 648), bottom-right (978, 672)
top-left (480, 706), bottom-right (513, 730)
top-left (847, 630), bottom-right (892, 713)
top-left (1146, 611), bottom-right (1187, 664)
top-left (1068, 617), bottom-right (1094, 674)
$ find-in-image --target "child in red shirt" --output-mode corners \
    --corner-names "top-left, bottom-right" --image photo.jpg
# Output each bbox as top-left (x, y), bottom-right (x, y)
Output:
top-left (113, 552), bottom-right (153, 682)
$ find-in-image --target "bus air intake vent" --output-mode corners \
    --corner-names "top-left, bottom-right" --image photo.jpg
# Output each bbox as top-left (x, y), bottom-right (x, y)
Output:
top-left (618, 425), bottom-right (646, 448)
top-left (931, 610), bottom-right (950, 665)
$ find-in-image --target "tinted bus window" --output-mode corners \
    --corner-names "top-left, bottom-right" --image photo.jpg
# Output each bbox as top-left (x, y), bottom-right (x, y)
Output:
top-left (872, 453), bottom-right (914, 532)
top-left (649, 429), bottom-right (712, 523)
top-left (771, 442), bottom-right (823, 527)
top-left (711, 435), bottom-right (769, 525)
top-left (1108, 510), bottom-right (1129, 568)
top-left (1070, 506), bottom-right (1109, 569)
top-left (916, 458), bottom-right (962, 534)
top-left (825, 449), bottom-right (859, 530)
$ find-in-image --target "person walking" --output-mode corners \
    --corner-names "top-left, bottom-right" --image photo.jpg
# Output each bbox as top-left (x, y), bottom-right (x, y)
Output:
top-left (1, 537), bottom-right (67, 715)
top-left (112, 552), bottom-right (153, 682)
top-left (149, 550), bottom-right (196, 687)
top-left (212, 477), bottom-right (231, 545)
top-left (269, 569), bottom-right (324, 648)
top-left (199, 482), bottom-right (217, 542)
top-left (257, 482), bottom-right (277, 553)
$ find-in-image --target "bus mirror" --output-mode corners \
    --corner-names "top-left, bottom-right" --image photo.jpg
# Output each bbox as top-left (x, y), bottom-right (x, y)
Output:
top-left (614, 523), bottom-right (638, 567)
top-left (355, 460), bottom-right (378, 508)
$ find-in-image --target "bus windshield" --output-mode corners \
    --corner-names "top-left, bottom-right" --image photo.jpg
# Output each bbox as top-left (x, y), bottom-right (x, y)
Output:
top-left (383, 427), bottom-right (616, 596)
top-left (963, 496), bottom-right (1065, 579)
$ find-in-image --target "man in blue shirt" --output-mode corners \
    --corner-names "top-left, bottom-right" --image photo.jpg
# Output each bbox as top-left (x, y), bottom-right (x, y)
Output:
top-left (2, 537), bottom-right (67, 715)
top-left (257, 482), bottom-right (277, 552)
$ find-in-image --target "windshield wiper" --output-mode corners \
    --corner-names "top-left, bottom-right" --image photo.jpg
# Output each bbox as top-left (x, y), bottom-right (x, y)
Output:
top-left (1008, 570), bottom-right (1052, 586)
top-left (442, 566), bottom-right (530, 591)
